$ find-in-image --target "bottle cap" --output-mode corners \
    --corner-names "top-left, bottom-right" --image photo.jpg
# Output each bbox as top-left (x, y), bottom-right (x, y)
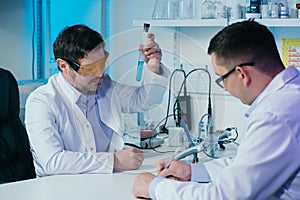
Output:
top-left (143, 23), bottom-right (150, 32)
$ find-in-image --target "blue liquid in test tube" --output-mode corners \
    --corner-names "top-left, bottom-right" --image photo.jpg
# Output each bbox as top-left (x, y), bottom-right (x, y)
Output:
top-left (136, 23), bottom-right (150, 82)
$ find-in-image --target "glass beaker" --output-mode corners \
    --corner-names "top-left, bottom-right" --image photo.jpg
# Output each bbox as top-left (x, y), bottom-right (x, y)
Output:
top-left (123, 113), bottom-right (141, 147)
top-left (179, 0), bottom-right (195, 19)
top-left (152, 0), bottom-right (169, 19)
top-left (167, 0), bottom-right (180, 19)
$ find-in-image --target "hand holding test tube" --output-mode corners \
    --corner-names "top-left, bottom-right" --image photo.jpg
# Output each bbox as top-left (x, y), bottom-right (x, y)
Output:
top-left (136, 23), bottom-right (150, 82)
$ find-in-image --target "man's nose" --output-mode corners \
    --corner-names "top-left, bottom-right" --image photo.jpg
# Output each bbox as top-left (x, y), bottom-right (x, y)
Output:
top-left (94, 67), bottom-right (105, 77)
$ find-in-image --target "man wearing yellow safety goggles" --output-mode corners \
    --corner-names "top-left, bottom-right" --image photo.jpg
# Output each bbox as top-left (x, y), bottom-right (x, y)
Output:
top-left (25, 24), bottom-right (170, 177)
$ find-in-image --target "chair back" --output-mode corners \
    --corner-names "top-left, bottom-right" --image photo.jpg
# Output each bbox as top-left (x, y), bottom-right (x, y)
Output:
top-left (0, 68), bottom-right (36, 183)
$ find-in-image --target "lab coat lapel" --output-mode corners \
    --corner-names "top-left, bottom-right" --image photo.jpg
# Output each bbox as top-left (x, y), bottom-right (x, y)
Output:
top-left (70, 102), bottom-right (97, 153)
top-left (55, 74), bottom-right (96, 153)
top-left (97, 95), bottom-right (122, 136)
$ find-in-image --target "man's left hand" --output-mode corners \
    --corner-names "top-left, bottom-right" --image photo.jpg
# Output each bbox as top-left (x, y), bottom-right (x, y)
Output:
top-left (132, 172), bottom-right (156, 199)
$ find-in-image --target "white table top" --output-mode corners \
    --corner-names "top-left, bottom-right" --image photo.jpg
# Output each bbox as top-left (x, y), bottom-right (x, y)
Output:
top-left (0, 148), bottom-right (175, 200)
top-left (0, 143), bottom-right (237, 200)
top-left (0, 173), bottom-right (136, 200)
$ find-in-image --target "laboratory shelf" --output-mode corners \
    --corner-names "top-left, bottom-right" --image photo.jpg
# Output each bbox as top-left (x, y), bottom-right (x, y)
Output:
top-left (231, 18), bottom-right (300, 27)
top-left (133, 18), bottom-right (300, 27)
top-left (133, 19), bottom-right (228, 27)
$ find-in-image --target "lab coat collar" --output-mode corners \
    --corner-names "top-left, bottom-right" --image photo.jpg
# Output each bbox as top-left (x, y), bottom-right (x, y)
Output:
top-left (245, 66), bottom-right (299, 118)
top-left (57, 72), bottom-right (98, 106)
top-left (57, 72), bottom-right (82, 103)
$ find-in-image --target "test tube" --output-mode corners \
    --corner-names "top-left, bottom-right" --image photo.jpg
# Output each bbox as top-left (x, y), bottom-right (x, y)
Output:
top-left (136, 23), bottom-right (150, 82)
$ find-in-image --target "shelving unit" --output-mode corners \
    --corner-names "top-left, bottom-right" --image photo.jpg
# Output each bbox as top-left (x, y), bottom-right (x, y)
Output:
top-left (132, 18), bottom-right (300, 131)
top-left (133, 18), bottom-right (300, 27)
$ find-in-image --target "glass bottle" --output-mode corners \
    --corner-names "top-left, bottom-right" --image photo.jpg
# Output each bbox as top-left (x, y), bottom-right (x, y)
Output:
top-left (201, 0), bottom-right (216, 19)
top-left (269, 0), bottom-right (279, 18)
top-left (215, 0), bottom-right (226, 19)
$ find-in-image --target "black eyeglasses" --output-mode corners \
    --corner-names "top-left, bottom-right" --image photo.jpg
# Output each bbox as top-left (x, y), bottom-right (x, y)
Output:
top-left (215, 62), bottom-right (255, 88)
top-left (63, 59), bottom-right (80, 72)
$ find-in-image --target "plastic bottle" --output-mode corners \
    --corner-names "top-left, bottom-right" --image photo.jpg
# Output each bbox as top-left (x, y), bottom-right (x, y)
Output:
top-left (279, 6), bottom-right (289, 18)
top-left (260, 0), bottom-right (269, 19)
top-left (278, 0), bottom-right (289, 18)
top-left (270, 0), bottom-right (279, 18)
top-left (290, 0), bottom-right (300, 18)
top-left (231, 3), bottom-right (242, 19)
top-left (246, 0), bottom-right (260, 13)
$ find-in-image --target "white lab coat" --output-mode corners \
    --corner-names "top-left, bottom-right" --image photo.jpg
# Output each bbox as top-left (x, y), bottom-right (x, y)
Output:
top-left (25, 66), bottom-right (169, 177)
top-left (152, 67), bottom-right (300, 199)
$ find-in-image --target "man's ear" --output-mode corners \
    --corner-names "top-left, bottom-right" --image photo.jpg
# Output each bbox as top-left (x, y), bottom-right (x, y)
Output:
top-left (236, 67), bottom-right (251, 87)
top-left (56, 58), bottom-right (68, 72)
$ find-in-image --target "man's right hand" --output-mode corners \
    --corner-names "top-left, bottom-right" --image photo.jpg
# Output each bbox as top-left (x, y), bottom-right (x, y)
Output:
top-left (114, 147), bottom-right (144, 171)
top-left (156, 158), bottom-right (191, 181)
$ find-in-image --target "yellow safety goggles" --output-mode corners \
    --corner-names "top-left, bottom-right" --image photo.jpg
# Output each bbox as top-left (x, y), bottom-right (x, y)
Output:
top-left (66, 51), bottom-right (109, 76)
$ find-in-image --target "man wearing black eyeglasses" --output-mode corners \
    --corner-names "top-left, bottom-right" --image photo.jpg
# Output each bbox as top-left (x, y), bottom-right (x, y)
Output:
top-left (25, 25), bottom-right (170, 177)
top-left (133, 20), bottom-right (300, 199)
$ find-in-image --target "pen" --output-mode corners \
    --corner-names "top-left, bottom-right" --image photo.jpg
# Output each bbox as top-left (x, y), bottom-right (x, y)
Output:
top-left (164, 147), bottom-right (180, 170)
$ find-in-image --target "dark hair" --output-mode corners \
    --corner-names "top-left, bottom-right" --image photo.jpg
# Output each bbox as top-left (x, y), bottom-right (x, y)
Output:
top-left (207, 20), bottom-right (284, 76)
top-left (53, 24), bottom-right (104, 63)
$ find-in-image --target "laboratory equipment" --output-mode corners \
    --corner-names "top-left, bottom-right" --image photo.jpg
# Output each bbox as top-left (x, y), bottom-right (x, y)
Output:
top-left (168, 127), bottom-right (184, 147)
top-left (246, 0), bottom-right (260, 14)
top-left (260, 4), bottom-right (269, 19)
top-left (179, 0), bottom-right (195, 19)
top-left (136, 23), bottom-right (150, 82)
top-left (230, 3), bottom-right (242, 19)
top-left (198, 120), bottom-right (206, 140)
top-left (201, 0), bottom-right (215, 19)
top-left (167, 0), bottom-right (180, 19)
top-left (152, 0), bottom-right (169, 19)
top-left (123, 113), bottom-right (141, 147)
top-left (269, 0), bottom-right (279, 18)
top-left (215, 0), bottom-right (226, 19)
top-left (180, 119), bottom-right (194, 147)
top-left (174, 142), bottom-right (203, 160)
top-left (202, 130), bottom-right (218, 157)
